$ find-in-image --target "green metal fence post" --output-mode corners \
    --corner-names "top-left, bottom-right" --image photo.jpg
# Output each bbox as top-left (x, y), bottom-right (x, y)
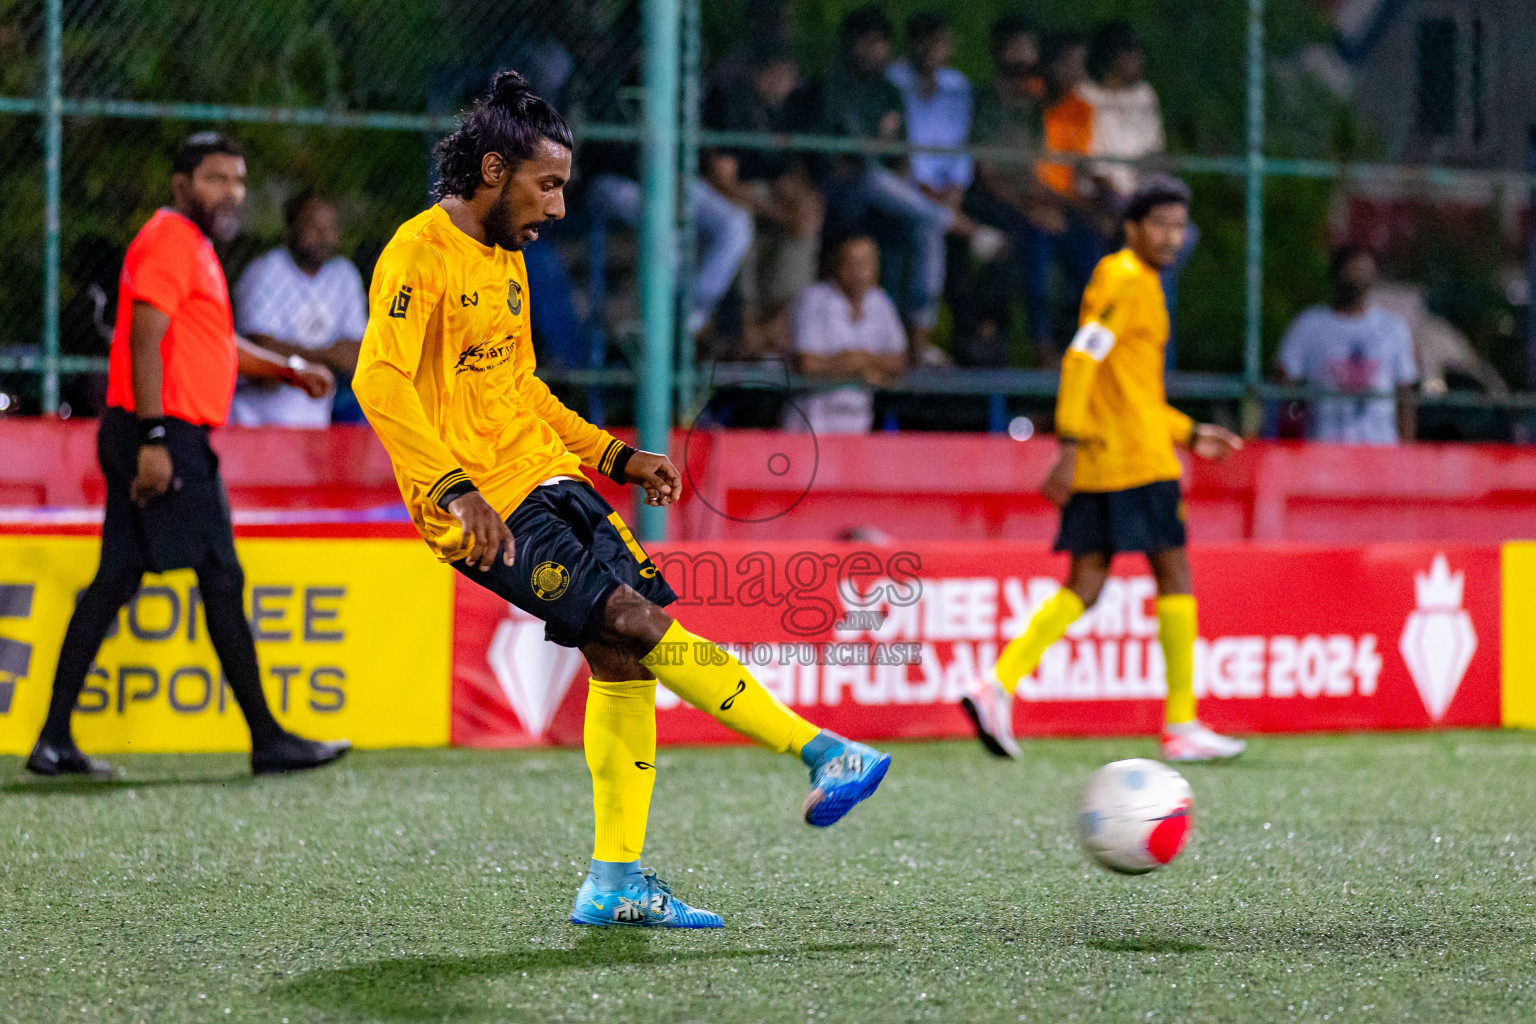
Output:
top-left (638, 0), bottom-right (679, 540)
top-left (676, 0), bottom-right (700, 425)
top-left (1241, 0), bottom-right (1266, 433)
top-left (41, 0), bottom-right (63, 414)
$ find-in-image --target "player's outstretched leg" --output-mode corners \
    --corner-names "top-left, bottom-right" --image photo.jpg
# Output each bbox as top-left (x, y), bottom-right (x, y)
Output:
top-left (1156, 594), bottom-right (1245, 762)
top-left (964, 585), bottom-right (1087, 760)
top-left (636, 618), bottom-right (890, 827)
top-left (570, 666), bottom-right (722, 928)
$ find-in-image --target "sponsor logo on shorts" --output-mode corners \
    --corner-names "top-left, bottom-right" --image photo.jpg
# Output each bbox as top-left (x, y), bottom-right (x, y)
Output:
top-left (531, 561), bottom-right (571, 601)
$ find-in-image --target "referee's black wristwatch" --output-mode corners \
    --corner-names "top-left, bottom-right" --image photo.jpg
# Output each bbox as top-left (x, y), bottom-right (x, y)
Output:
top-left (137, 417), bottom-right (169, 447)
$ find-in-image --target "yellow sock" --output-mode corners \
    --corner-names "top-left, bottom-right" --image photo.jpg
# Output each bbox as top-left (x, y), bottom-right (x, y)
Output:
top-left (1158, 595), bottom-right (1198, 726)
top-left (584, 677), bottom-right (657, 862)
top-left (641, 620), bottom-right (820, 757)
top-left (995, 588), bottom-right (1086, 694)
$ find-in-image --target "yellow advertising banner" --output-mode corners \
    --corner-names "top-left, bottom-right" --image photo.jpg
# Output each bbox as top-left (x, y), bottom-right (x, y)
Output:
top-left (0, 536), bottom-right (453, 754)
top-left (1501, 542), bottom-right (1536, 729)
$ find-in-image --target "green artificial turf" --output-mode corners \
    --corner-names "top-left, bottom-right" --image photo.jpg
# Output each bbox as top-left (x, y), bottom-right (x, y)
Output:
top-left (2, 732), bottom-right (1534, 1023)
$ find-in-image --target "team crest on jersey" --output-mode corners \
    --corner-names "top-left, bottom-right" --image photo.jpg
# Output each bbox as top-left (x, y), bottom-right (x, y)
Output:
top-left (531, 561), bottom-right (570, 600)
top-left (507, 278), bottom-right (523, 316)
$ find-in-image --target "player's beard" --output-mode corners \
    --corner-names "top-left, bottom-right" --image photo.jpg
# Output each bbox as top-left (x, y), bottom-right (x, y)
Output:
top-left (483, 183), bottom-right (524, 251)
top-left (483, 181), bottom-right (552, 252)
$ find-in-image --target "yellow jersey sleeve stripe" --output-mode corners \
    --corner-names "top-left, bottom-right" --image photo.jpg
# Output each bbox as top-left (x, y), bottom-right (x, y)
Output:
top-left (600, 438), bottom-right (629, 478)
top-left (427, 468), bottom-right (471, 504)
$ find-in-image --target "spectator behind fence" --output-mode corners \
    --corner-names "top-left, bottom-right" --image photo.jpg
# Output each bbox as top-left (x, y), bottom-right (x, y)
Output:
top-left (886, 11), bottom-right (973, 209)
top-left (967, 14), bottom-right (1074, 364)
top-left (1278, 245), bottom-right (1418, 444)
top-left (703, 44), bottom-right (823, 356)
top-left (1080, 21), bottom-right (1196, 365)
top-left (1080, 22), bottom-right (1165, 198)
top-left (813, 5), bottom-right (994, 361)
top-left (787, 235), bottom-right (906, 435)
top-left (230, 191), bottom-right (366, 427)
top-left (583, 54), bottom-right (753, 338)
top-left (1027, 31), bottom-right (1111, 353)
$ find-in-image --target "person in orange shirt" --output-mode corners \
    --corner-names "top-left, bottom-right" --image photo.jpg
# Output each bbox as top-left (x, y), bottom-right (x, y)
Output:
top-left (354, 72), bottom-right (890, 930)
top-left (28, 133), bottom-right (350, 779)
top-left (1026, 32), bottom-right (1111, 357)
top-left (963, 176), bottom-right (1246, 764)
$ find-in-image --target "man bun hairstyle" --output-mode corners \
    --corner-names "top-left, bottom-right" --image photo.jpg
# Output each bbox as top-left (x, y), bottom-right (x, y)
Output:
top-left (1121, 174), bottom-right (1192, 224)
top-left (432, 69), bottom-right (574, 201)
top-left (172, 131), bottom-right (243, 175)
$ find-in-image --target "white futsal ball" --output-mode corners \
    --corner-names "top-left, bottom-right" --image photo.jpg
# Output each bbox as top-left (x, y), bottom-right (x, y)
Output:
top-left (1078, 758), bottom-right (1194, 875)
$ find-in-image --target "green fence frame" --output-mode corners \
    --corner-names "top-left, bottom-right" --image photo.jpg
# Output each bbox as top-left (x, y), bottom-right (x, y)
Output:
top-left (4, 0), bottom-right (1536, 538)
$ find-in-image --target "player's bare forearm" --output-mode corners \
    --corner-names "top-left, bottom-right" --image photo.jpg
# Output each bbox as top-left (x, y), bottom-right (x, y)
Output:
top-left (623, 451), bottom-right (681, 507)
top-left (128, 301), bottom-right (171, 420)
top-left (1397, 386), bottom-right (1417, 442)
top-left (1041, 440), bottom-right (1078, 507)
top-left (1191, 423), bottom-right (1243, 460)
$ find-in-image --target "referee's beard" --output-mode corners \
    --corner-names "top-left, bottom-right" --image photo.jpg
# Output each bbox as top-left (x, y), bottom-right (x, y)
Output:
top-left (188, 193), bottom-right (243, 244)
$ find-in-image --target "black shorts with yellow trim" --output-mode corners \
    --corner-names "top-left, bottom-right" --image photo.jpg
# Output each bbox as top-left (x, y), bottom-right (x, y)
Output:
top-left (453, 478), bottom-right (676, 648)
top-left (1053, 479), bottom-right (1187, 557)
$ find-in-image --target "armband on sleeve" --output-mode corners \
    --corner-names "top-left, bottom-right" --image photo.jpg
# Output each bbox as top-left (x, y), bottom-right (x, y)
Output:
top-left (1067, 320), bottom-right (1116, 362)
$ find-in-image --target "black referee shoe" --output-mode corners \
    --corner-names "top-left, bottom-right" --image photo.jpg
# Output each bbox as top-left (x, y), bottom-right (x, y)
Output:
top-left (26, 738), bottom-right (113, 778)
top-left (252, 733), bottom-right (351, 776)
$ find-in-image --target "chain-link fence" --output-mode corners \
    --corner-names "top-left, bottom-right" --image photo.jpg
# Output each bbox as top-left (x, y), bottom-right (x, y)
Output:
top-left (0, 0), bottom-right (1533, 442)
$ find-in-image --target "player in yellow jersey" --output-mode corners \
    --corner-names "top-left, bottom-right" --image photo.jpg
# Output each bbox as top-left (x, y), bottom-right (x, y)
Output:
top-left (354, 72), bottom-right (889, 930)
top-left (962, 176), bottom-right (1246, 763)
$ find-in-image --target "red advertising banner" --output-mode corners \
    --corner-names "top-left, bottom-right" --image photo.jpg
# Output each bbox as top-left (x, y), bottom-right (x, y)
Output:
top-left (449, 542), bottom-right (1500, 747)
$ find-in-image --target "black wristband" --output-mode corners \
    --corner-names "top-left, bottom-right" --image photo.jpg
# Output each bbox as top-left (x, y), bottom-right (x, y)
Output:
top-left (138, 417), bottom-right (168, 446)
top-left (436, 480), bottom-right (478, 511)
top-left (605, 443), bottom-right (637, 485)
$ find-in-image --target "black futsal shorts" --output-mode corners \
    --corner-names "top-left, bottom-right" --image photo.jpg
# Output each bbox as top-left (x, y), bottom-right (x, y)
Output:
top-left (453, 478), bottom-right (676, 648)
top-left (96, 406), bottom-right (242, 576)
top-left (1053, 479), bottom-right (1187, 558)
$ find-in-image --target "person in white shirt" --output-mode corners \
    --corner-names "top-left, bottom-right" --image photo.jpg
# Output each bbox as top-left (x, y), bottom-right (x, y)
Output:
top-left (788, 235), bottom-right (907, 434)
top-left (1278, 244), bottom-right (1418, 444)
top-left (1078, 21), bottom-right (1165, 198)
top-left (230, 191), bottom-right (367, 427)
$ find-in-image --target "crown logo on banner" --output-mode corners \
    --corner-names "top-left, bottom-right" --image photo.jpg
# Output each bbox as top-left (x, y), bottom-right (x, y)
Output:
top-left (486, 604), bottom-right (584, 739)
top-left (1399, 554), bottom-right (1476, 723)
top-left (1413, 554), bottom-right (1465, 611)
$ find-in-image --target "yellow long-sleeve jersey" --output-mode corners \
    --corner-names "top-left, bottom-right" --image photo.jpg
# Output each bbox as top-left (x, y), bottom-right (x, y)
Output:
top-left (1056, 248), bottom-right (1194, 493)
top-left (355, 205), bottom-right (630, 561)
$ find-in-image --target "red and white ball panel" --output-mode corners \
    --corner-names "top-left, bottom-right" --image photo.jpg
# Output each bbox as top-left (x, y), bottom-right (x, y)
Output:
top-left (1078, 758), bottom-right (1194, 875)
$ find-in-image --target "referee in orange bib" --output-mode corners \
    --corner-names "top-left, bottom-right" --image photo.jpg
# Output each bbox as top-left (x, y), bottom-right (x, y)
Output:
top-left (27, 133), bottom-right (351, 777)
top-left (963, 175), bottom-right (1247, 764)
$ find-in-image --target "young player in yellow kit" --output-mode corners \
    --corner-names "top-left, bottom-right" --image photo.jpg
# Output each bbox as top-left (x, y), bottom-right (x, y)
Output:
top-left (962, 176), bottom-right (1246, 763)
top-left (354, 72), bottom-right (889, 930)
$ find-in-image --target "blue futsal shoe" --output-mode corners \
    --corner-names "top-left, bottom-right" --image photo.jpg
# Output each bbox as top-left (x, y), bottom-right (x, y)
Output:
top-left (802, 740), bottom-right (891, 827)
top-left (569, 868), bottom-right (724, 929)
